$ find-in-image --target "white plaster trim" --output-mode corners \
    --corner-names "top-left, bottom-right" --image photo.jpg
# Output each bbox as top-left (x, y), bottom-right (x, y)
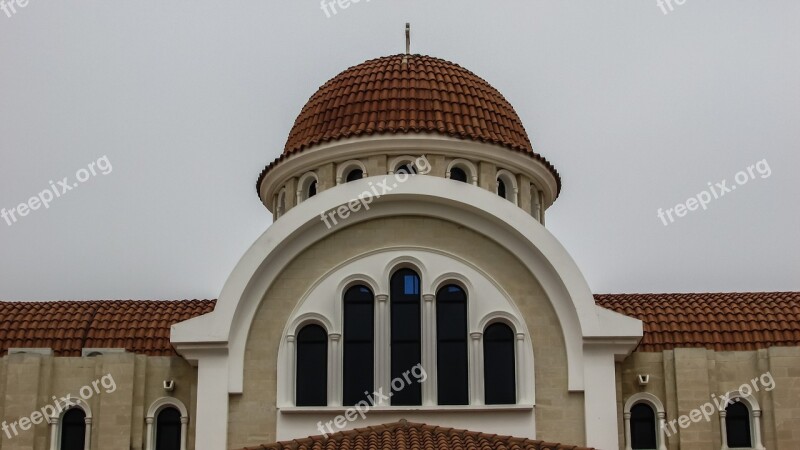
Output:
top-left (274, 248), bottom-right (536, 408)
top-left (172, 175), bottom-right (642, 449)
top-left (446, 158), bottom-right (479, 185)
top-left (258, 135), bottom-right (559, 209)
top-left (145, 397), bottom-right (189, 450)
top-left (496, 169), bottom-right (519, 205)
top-left (296, 171), bottom-right (319, 203)
top-left (623, 393), bottom-right (667, 450)
top-left (47, 399), bottom-right (92, 450)
top-left (388, 154), bottom-right (419, 174)
top-left (336, 159), bottom-right (367, 184)
top-left (718, 391), bottom-right (765, 450)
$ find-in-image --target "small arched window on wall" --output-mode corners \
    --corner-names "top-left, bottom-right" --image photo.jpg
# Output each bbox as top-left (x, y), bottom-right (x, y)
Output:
top-left (345, 168), bottom-right (364, 182)
top-left (449, 167), bottom-right (468, 183)
top-left (60, 408), bottom-right (86, 450)
top-left (436, 284), bottom-right (468, 405)
top-left (155, 407), bottom-right (181, 450)
top-left (145, 398), bottom-right (188, 450)
top-left (390, 268), bottom-right (422, 405)
top-left (296, 324), bottom-right (328, 406)
top-left (725, 402), bottom-right (752, 448)
top-left (483, 322), bottom-right (516, 404)
top-left (343, 285), bottom-right (374, 405)
top-left (624, 394), bottom-right (667, 450)
top-left (630, 403), bottom-right (657, 449)
top-left (496, 170), bottom-right (518, 204)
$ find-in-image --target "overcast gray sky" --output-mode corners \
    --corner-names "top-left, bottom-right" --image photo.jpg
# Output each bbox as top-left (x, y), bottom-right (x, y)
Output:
top-left (1, 0), bottom-right (798, 300)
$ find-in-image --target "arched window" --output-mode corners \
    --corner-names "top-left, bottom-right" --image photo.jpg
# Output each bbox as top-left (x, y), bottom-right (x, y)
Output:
top-left (155, 407), bottom-right (181, 450)
top-left (725, 402), bottom-right (752, 448)
top-left (483, 322), bottom-right (515, 404)
top-left (449, 167), bottom-right (468, 183)
top-left (345, 168), bottom-right (364, 182)
top-left (436, 284), bottom-right (468, 405)
top-left (630, 403), bottom-right (657, 449)
top-left (296, 324), bottom-right (328, 406)
top-left (390, 268), bottom-right (421, 405)
top-left (395, 163), bottom-right (416, 175)
top-left (343, 285), bottom-right (374, 405)
top-left (145, 398), bottom-right (188, 450)
top-left (60, 408), bottom-right (86, 450)
top-left (497, 179), bottom-right (507, 198)
top-left (307, 180), bottom-right (317, 198)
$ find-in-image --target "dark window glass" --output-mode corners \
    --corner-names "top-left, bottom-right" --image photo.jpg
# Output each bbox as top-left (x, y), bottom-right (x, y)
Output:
top-left (346, 169), bottom-right (363, 182)
top-left (60, 408), bottom-right (86, 450)
top-left (726, 401), bottom-right (752, 448)
top-left (483, 322), bottom-right (515, 404)
top-left (497, 179), bottom-right (507, 198)
top-left (390, 268), bottom-right (421, 405)
top-left (396, 164), bottom-right (416, 175)
top-left (436, 284), bottom-right (468, 405)
top-left (296, 324), bottom-right (328, 406)
top-left (630, 403), bottom-right (657, 449)
top-left (450, 167), bottom-right (468, 183)
top-left (155, 407), bottom-right (182, 450)
top-left (308, 180), bottom-right (317, 198)
top-left (343, 285), bottom-right (374, 405)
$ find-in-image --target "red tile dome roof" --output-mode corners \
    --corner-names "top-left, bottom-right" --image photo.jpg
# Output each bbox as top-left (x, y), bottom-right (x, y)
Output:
top-left (257, 54), bottom-right (561, 195)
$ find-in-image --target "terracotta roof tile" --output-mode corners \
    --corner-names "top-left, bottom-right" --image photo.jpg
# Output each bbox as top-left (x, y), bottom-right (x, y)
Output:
top-left (242, 420), bottom-right (593, 450)
top-left (595, 292), bottom-right (800, 352)
top-left (256, 54), bottom-right (561, 197)
top-left (0, 300), bottom-right (215, 356)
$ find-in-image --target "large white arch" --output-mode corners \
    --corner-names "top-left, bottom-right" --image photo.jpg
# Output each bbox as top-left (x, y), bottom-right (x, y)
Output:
top-left (172, 174), bottom-right (642, 450)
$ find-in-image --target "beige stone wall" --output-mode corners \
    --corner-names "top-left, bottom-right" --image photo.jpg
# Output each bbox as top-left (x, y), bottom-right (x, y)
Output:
top-left (0, 352), bottom-right (197, 450)
top-left (618, 346), bottom-right (800, 450)
top-left (228, 215), bottom-right (585, 449)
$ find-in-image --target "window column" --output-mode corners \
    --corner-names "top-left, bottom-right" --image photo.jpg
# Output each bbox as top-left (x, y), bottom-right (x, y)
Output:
top-left (470, 332), bottom-right (483, 405)
top-left (375, 294), bottom-right (390, 406)
top-left (422, 293), bottom-right (436, 405)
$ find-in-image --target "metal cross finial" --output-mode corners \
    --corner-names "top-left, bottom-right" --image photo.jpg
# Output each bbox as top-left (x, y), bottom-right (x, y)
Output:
top-left (405, 23), bottom-right (410, 55)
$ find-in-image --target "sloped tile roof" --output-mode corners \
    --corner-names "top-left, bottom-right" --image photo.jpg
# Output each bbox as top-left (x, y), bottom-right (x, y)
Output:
top-left (0, 300), bottom-right (215, 356)
top-left (256, 54), bottom-right (561, 197)
top-left (2, 292), bottom-right (798, 357)
top-left (242, 420), bottom-right (592, 450)
top-left (595, 292), bottom-right (800, 352)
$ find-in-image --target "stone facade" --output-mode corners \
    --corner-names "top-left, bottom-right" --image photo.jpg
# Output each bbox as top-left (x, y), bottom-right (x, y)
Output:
top-left (228, 215), bottom-right (582, 449)
top-left (0, 353), bottom-right (197, 450)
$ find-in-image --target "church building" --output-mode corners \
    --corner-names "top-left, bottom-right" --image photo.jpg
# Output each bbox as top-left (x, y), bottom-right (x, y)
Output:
top-left (1, 49), bottom-right (798, 450)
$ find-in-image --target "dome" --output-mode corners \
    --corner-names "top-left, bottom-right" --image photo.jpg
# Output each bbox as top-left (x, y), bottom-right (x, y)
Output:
top-left (258, 54), bottom-right (560, 195)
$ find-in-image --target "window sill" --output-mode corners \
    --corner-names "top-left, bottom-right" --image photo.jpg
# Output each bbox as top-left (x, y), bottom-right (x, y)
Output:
top-left (279, 404), bottom-right (534, 413)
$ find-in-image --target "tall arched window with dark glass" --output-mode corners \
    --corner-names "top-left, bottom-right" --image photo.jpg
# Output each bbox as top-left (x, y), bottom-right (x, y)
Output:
top-left (630, 403), bottom-right (657, 449)
top-left (390, 268), bottom-right (421, 405)
top-left (483, 322), bottom-right (515, 404)
top-left (436, 284), bottom-right (468, 405)
top-left (60, 408), bottom-right (86, 450)
top-left (725, 402), bottom-right (752, 448)
top-left (296, 324), bottom-right (328, 406)
top-left (343, 285), bottom-right (374, 405)
top-left (155, 407), bottom-right (182, 450)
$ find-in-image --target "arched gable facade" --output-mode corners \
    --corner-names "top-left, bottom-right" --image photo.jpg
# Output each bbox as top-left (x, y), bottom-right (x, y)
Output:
top-left (173, 163), bottom-right (642, 450)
